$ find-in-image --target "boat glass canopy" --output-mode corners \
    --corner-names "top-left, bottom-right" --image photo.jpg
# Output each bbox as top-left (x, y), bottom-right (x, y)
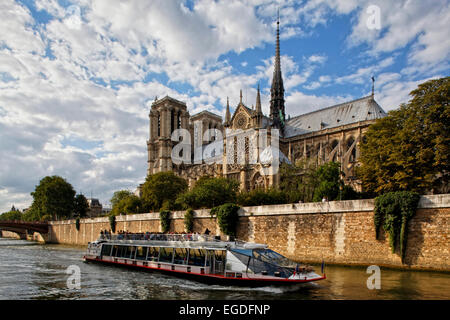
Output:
top-left (230, 248), bottom-right (298, 278)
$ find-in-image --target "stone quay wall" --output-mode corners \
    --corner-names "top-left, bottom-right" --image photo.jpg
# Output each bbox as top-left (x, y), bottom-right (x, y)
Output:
top-left (47, 194), bottom-right (449, 271)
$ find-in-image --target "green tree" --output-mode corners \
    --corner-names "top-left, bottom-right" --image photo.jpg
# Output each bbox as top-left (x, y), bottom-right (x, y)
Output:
top-left (313, 162), bottom-right (341, 202)
top-left (110, 190), bottom-right (133, 208)
top-left (279, 160), bottom-right (320, 203)
top-left (0, 208), bottom-right (23, 221)
top-left (73, 194), bottom-right (89, 218)
top-left (111, 195), bottom-right (142, 215)
top-left (176, 176), bottom-right (239, 209)
top-left (141, 172), bottom-right (188, 211)
top-left (28, 176), bottom-right (76, 221)
top-left (358, 77), bottom-right (450, 194)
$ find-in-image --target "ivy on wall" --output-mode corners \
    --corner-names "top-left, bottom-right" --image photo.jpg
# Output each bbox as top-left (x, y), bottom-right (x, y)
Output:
top-left (184, 208), bottom-right (194, 233)
top-left (159, 210), bottom-right (171, 233)
top-left (109, 215), bottom-right (116, 233)
top-left (212, 203), bottom-right (240, 237)
top-left (75, 217), bottom-right (80, 231)
top-left (374, 191), bottom-right (420, 262)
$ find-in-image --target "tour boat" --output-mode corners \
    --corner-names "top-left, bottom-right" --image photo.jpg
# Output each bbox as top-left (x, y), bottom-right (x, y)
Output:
top-left (83, 233), bottom-right (326, 287)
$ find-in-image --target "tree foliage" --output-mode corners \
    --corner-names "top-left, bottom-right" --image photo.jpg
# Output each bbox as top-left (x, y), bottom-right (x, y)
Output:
top-left (237, 188), bottom-right (287, 206)
top-left (358, 77), bottom-right (449, 194)
top-left (141, 172), bottom-right (188, 211)
top-left (111, 194), bottom-right (142, 216)
top-left (177, 176), bottom-right (239, 209)
top-left (27, 176), bottom-right (76, 221)
top-left (110, 190), bottom-right (134, 208)
top-left (73, 194), bottom-right (89, 218)
top-left (0, 208), bottom-right (23, 221)
top-left (313, 162), bottom-right (341, 202)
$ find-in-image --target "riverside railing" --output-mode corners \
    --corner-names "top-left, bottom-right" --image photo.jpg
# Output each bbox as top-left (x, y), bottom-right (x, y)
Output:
top-left (98, 233), bottom-right (223, 242)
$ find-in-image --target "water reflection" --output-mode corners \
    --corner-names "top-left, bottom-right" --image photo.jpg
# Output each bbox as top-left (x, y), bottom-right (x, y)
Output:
top-left (0, 238), bottom-right (448, 300)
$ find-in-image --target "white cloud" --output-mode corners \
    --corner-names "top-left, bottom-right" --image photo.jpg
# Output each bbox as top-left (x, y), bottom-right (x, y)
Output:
top-left (0, 0), bottom-right (447, 214)
top-left (347, 0), bottom-right (450, 72)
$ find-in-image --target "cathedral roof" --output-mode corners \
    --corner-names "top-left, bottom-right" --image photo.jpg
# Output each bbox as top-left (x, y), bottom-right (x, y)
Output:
top-left (284, 95), bottom-right (387, 138)
top-left (152, 95), bottom-right (187, 108)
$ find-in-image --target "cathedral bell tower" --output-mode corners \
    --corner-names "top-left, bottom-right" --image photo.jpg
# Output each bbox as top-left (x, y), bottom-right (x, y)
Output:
top-left (270, 12), bottom-right (286, 135)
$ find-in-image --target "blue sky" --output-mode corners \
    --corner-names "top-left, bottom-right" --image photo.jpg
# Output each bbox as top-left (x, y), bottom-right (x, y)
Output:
top-left (0, 0), bottom-right (449, 213)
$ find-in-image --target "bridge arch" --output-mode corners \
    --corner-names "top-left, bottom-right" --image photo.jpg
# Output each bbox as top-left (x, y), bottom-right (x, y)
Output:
top-left (0, 221), bottom-right (49, 243)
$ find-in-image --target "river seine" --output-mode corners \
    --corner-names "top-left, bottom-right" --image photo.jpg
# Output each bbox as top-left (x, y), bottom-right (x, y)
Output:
top-left (0, 238), bottom-right (448, 300)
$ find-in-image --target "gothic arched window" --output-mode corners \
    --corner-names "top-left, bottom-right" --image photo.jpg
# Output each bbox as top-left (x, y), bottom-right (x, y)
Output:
top-left (157, 113), bottom-right (161, 137)
top-left (177, 111), bottom-right (181, 129)
top-left (170, 109), bottom-right (175, 134)
top-left (347, 137), bottom-right (356, 162)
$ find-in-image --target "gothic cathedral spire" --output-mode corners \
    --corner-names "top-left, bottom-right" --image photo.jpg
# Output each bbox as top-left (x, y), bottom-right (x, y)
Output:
top-left (224, 96), bottom-right (231, 127)
top-left (270, 10), bottom-right (285, 134)
top-left (255, 83), bottom-right (262, 114)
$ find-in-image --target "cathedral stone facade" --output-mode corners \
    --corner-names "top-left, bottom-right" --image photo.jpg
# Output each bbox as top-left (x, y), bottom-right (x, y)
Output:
top-left (146, 19), bottom-right (386, 192)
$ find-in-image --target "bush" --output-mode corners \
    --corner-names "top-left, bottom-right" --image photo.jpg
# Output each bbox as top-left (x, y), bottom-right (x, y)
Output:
top-left (237, 188), bottom-right (287, 206)
top-left (374, 191), bottom-right (420, 262)
top-left (159, 210), bottom-right (171, 233)
top-left (177, 177), bottom-right (239, 209)
top-left (184, 208), bottom-right (194, 233)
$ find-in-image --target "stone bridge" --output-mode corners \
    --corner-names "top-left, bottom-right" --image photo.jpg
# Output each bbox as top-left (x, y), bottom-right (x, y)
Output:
top-left (0, 221), bottom-right (49, 242)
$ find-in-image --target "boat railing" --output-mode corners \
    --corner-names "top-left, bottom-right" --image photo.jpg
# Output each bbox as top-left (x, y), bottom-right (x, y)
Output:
top-left (98, 233), bottom-right (223, 243)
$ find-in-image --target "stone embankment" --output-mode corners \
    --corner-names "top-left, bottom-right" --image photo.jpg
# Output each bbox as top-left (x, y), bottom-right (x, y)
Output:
top-left (39, 194), bottom-right (449, 271)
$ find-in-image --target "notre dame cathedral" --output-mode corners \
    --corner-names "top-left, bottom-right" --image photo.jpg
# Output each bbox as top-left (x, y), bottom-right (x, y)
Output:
top-left (145, 19), bottom-right (386, 192)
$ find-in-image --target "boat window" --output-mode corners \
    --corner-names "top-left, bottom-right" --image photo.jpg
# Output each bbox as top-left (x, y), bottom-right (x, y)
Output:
top-left (122, 246), bottom-right (129, 258)
top-left (188, 249), bottom-right (206, 266)
top-left (214, 250), bottom-right (226, 262)
top-left (244, 249), bottom-right (295, 278)
top-left (136, 246), bottom-right (147, 260)
top-left (101, 244), bottom-right (112, 256)
top-left (117, 246), bottom-right (125, 258)
top-left (111, 245), bottom-right (119, 257)
top-left (173, 248), bottom-right (188, 264)
top-left (252, 249), bottom-right (295, 268)
top-left (120, 246), bottom-right (128, 258)
top-left (128, 246), bottom-right (136, 259)
top-left (147, 247), bottom-right (159, 261)
top-left (159, 247), bottom-right (174, 263)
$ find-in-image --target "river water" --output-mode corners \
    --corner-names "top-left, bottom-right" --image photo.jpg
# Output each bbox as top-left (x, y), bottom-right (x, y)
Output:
top-left (0, 238), bottom-right (448, 300)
